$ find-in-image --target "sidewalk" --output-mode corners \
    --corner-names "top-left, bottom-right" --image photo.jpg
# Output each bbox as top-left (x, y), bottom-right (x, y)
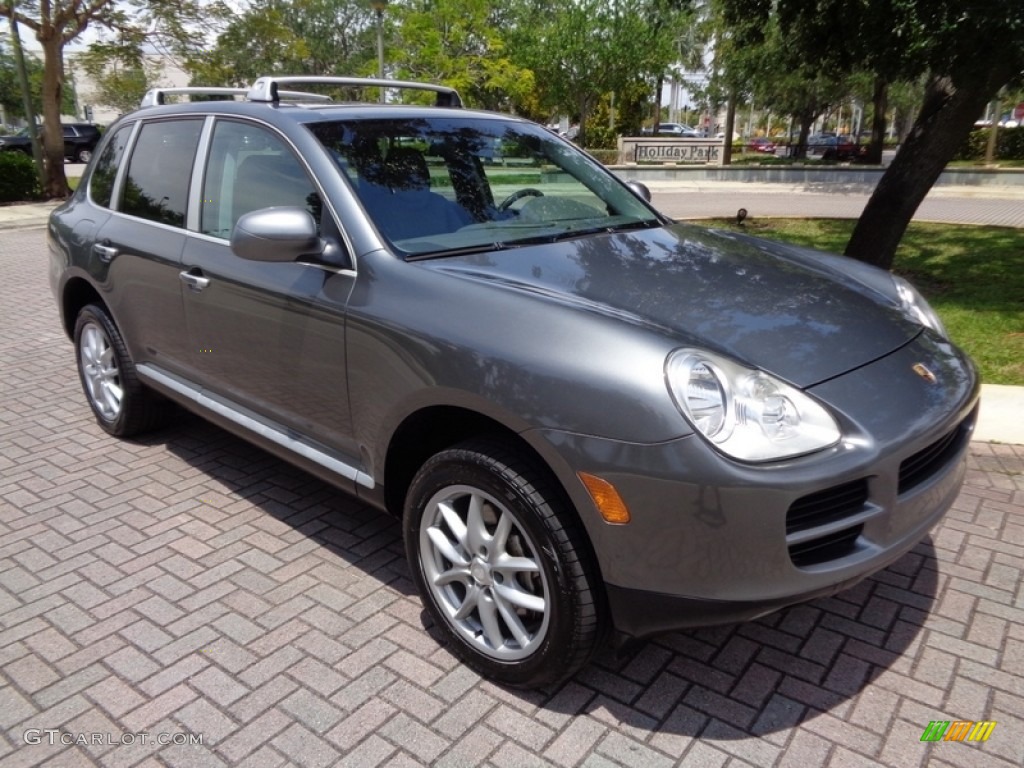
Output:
top-left (0, 201), bottom-right (60, 230)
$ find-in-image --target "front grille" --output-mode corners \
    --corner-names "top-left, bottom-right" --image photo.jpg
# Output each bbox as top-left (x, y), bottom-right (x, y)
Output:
top-left (786, 479), bottom-right (869, 535)
top-left (789, 525), bottom-right (864, 568)
top-left (786, 479), bottom-right (869, 567)
top-left (898, 422), bottom-right (965, 494)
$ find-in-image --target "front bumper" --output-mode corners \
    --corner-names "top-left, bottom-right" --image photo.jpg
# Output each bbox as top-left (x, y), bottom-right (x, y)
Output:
top-left (534, 331), bottom-right (979, 640)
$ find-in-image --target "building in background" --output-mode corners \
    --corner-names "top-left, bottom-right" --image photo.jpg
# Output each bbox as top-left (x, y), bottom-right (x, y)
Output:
top-left (64, 51), bottom-right (189, 126)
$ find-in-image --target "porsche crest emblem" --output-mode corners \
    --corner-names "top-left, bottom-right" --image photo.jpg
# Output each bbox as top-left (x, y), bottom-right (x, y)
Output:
top-left (913, 363), bottom-right (938, 384)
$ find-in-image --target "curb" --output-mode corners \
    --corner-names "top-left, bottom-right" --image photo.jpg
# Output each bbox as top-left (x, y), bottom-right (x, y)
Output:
top-left (0, 201), bottom-right (61, 231)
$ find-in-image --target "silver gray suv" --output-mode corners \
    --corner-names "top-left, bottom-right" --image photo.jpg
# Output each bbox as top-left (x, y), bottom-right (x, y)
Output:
top-left (48, 76), bottom-right (979, 688)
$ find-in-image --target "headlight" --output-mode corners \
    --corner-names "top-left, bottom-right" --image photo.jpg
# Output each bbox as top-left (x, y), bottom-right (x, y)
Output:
top-left (893, 275), bottom-right (947, 339)
top-left (666, 349), bottom-right (841, 462)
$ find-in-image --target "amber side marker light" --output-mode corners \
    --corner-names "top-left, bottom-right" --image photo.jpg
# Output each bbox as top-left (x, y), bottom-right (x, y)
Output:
top-left (578, 472), bottom-right (631, 524)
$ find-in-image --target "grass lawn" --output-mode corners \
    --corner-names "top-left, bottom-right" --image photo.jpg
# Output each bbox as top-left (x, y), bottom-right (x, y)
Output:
top-left (708, 218), bottom-right (1024, 386)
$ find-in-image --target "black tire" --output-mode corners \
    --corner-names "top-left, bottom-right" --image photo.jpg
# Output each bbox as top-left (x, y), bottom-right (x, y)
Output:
top-left (75, 147), bottom-right (92, 164)
top-left (404, 439), bottom-right (604, 688)
top-left (73, 304), bottom-right (170, 437)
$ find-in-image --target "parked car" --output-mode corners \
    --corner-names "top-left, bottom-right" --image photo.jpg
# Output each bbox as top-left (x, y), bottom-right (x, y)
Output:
top-left (641, 122), bottom-right (699, 137)
top-left (745, 137), bottom-right (777, 153)
top-left (49, 76), bottom-right (979, 689)
top-left (0, 126), bottom-right (35, 155)
top-left (807, 134), bottom-right (860, 161)
top-left (0, 122), bottom-right (101, 162)
top-left (61, 123), bottom-right (102, 163)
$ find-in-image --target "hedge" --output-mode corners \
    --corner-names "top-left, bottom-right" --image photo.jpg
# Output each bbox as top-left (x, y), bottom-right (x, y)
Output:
top-left (955, 126), bottom-right (1024, 162)
top-left (0, 151), bottom-right (41, 202)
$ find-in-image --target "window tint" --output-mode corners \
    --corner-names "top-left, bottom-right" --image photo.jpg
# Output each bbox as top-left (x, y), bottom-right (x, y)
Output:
top-left (201, 120), bottom-right (320, 239)
top-left (121, 119), bottom-right (203, 228)
top-left (90, 124), bottom-right (134, 209)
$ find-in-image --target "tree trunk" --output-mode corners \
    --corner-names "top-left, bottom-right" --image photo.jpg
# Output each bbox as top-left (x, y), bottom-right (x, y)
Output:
top-left (862, 75), bottom-right (887, 165)
top-left (794, 113), bottom-right (813, 159)
top-left (845, 71), bottom-right (1005, 270)
top-left (652, 74), bottom-right (663, 132)
top-left (722, 91), bottom-right (737, 165)
top-left (40, 33), bottom-right (69, 198)
top-left (576, 94), bottom-right (589, 147)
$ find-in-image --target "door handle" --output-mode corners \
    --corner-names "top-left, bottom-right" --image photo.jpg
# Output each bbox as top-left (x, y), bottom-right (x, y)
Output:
top-left (179, 269), bottom-right (210, 292)
top-left (92, 243), bottom-right (118, 262)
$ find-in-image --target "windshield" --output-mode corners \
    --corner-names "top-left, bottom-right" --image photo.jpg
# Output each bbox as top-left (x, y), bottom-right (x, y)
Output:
top-left (309, 116), bottom-right (662, 257)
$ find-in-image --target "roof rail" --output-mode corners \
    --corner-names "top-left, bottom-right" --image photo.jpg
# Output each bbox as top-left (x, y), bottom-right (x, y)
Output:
top-left (246, 76), bottom-right (463, 108)
top-left (140, 86), bottom-right (331, 109)
top-left (141, 87), bottom-right (245, 108)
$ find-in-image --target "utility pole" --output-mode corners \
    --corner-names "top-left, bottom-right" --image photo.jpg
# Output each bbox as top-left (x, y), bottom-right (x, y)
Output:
top-left (8, 1), bottom-right (46, 191)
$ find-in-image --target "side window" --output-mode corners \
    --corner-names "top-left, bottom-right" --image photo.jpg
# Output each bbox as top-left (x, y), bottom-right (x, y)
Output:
top-left (121, 119), bottom-right (203, 228)
top-left (90, 124), bottom-right (133, 209)
top-left (201, 120), bottom-right (320, 239)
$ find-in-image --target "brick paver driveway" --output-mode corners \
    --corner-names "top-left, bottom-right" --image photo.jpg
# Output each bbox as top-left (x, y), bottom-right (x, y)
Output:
top-left (2, 227), bottom-right (1023, 767)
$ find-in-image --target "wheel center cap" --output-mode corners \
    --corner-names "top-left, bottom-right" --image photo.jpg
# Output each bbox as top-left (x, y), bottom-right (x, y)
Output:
top-left (470, 558), bottom-right (491, 586)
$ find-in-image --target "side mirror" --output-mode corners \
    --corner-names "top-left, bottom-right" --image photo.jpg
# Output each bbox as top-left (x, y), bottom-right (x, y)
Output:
top-left (626, 181), bottom-right (652, 202)
top-left (230, 207), bottom-right (324, 262)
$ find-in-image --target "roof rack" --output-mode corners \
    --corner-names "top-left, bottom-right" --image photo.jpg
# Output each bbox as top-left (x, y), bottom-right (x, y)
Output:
top-left (140, 86), bottom-right (331, 109)
top-left (246, 76), bottom-right (463, 108)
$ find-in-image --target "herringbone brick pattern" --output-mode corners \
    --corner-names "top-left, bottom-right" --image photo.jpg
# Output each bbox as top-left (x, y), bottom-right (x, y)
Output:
top-left (2, 228), bottom-right (1023, 766)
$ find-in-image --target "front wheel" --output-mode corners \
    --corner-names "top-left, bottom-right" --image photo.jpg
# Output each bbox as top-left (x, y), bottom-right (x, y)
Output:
top-left (404, 440), bottom-right (604, 688)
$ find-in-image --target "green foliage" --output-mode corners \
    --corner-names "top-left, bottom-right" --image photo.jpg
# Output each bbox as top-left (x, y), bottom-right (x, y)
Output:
top-left (186, 0), bottom-right (373, 87)
top-left (587, 148), bottom-right (620, 164)
top-left (955, 127), bottom-right (1024, 162)
top-left (508, 0), bottom-right (691, 145)
top-left (0, 151), bottom-right (40, 202)
top-left (391, 0), bottom-right (534, 111)
top-left (79, 42), bottom-right (154, 115)
top-left (0, 41), bottom-right (45, 120)
top-left (583, 97), bottom-right (618, 150)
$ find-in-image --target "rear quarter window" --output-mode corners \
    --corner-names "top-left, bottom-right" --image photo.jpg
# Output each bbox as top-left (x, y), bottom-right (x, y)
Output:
top-left (90, 124), bottom-right (133, 209)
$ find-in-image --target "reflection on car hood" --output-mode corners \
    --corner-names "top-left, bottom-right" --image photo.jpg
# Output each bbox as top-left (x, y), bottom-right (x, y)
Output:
top-left (427, 222), bottom-right (921, 387)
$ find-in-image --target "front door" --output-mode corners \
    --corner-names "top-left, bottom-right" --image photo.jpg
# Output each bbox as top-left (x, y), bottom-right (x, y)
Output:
top-left (180, 119), bottom-right (359, 461)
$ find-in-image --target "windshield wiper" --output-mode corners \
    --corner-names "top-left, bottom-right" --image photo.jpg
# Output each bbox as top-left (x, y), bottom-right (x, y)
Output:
top-left (405, 218), bottom-right (662, 260)
top-left (405, 242), bottom-right (511, 260)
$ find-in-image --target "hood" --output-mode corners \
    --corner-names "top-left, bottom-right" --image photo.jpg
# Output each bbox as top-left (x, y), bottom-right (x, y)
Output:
top-left (425, 223), bottom-right (920, 388)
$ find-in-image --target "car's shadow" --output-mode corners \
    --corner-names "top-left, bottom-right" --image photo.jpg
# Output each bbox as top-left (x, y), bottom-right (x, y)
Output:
top-left (140, 411), bottom-right (938, 739)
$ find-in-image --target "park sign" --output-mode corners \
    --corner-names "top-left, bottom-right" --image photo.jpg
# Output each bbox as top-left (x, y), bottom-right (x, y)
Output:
top-left (617, 136), bottom-right (726, 165)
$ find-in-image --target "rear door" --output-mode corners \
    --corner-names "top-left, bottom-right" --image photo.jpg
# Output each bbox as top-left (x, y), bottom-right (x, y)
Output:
top-left (90, 118), bottom-right (203, 376)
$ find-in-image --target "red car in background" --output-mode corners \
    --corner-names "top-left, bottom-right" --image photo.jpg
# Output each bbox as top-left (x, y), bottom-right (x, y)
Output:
top-left (745, 137), bottom-right (777, 153)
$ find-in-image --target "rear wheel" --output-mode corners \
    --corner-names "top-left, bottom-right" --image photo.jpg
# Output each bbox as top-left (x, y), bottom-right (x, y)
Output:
top-left (74, 304), bottom-right (169, 436)
top-left (404, 439), bottom-right (604, 688)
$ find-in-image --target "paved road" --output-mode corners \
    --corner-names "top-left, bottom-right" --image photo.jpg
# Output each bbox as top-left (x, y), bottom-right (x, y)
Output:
top-left (1, 227), bottom-right (1023, 767)
top-left (647, 181), bottom-right (1024, 228)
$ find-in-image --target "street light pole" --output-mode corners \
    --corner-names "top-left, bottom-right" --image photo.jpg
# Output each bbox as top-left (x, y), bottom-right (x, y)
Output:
top-left (371, 0), bottom-right (388, 103)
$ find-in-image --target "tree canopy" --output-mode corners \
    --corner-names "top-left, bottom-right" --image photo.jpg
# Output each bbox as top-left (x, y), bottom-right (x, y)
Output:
top-left (714, 0), bottom-right (1024, 268)
top-left (8, 0), bottom-right (1024, 275)
top-left (0, 0), bottom-right (226, 196)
